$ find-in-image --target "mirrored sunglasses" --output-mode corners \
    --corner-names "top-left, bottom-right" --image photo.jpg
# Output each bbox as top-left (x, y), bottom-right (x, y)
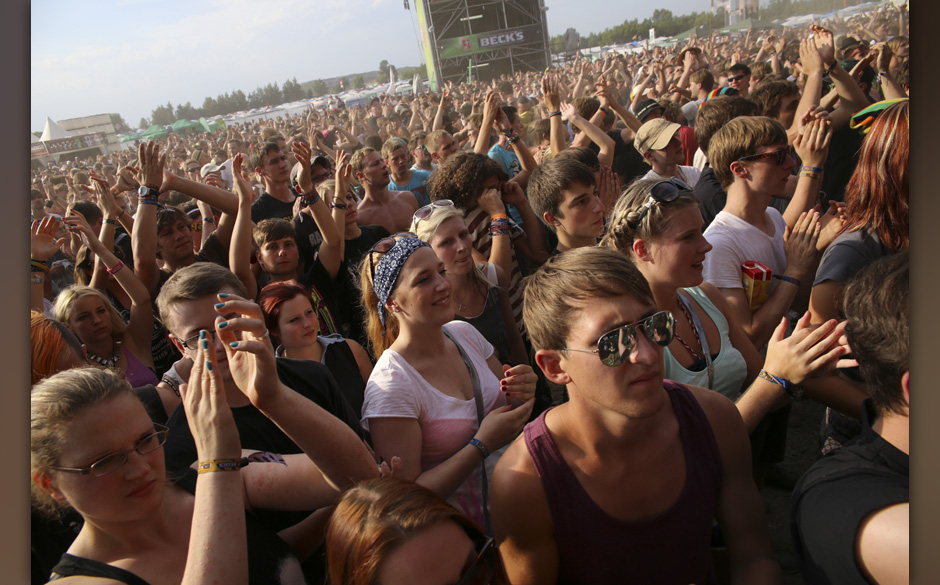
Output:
top-left (560, 310), bottom-right (676, 367)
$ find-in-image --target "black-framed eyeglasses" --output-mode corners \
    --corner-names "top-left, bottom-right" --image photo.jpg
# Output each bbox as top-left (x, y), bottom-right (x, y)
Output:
top-left (629, 178), bottom-right (692, 229)
top-left (51, 424), bottom-right (169, 477)
top-left (413, 199), bottom-right (455, 223)
top-left (737, 146), bottom-right (793, 166)
top-left (367, 232), bottom-right (419, 279)
top-left (456, 536), bottom-right (499, 585)
top-left (728, 73), bottom-right (748, 82)
top-left (311, 170), bottom-right (332, 183)
top-left (559, 310), bottom-right (676, 367)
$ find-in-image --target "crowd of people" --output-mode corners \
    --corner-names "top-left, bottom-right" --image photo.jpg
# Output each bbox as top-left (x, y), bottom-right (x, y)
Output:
top-left (29, 3), bottom-right (909, 584)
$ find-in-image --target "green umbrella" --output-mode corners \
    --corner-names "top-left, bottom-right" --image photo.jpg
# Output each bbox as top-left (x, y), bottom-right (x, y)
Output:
top-left (139, 124), bottom-right (168, 139)
top-left (171, 119), bottom-right (201, 133)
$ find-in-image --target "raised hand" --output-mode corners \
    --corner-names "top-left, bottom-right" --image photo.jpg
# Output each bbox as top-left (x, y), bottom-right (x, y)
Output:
top-left (763, 312), bottom-right (855, 386)
top-left (184, 330), bottom-right (241, 461)
top-left (783, 210), bottom-right (821, 278)
top-left (30, 216), bottom-right (66, 261)
top-left (793, 117), bottom-right (833, 169)
top-left (214, 293), bottom-right (281, 407)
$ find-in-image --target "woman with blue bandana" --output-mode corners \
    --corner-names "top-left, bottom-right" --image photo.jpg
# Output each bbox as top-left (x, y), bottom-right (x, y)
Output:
top-left (356, 233), bottom-right (536, 533)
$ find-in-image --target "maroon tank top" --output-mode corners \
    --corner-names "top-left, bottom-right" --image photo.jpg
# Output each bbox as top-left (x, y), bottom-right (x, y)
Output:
top-left (523, 380), bottom-right (721, 585)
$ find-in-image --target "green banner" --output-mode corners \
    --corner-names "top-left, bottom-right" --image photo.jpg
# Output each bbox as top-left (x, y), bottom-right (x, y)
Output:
top-left (439, 24), bottom-right (542, 59)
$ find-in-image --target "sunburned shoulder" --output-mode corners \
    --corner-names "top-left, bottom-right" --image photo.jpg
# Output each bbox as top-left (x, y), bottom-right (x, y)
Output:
top-left (390, 189), bottom-right (419, 210)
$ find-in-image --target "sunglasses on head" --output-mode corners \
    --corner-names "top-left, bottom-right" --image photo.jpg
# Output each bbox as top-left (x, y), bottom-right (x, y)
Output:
top-left (367, 232), bottom-right (419, 279)
top-left (629, 178), bottom-right (691, 229)
top-left (560, 310), bottom-right (676, 367)
top-left (737, 145), bottom-right (793, 166)
top-left (413, 199), bottom-right (455, 223)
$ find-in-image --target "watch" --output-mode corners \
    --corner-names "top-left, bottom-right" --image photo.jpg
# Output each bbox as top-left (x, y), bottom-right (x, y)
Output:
top-left (137, 185), bottom-right (159, 199)
top-left (330, 201), bottom-right (348, 210)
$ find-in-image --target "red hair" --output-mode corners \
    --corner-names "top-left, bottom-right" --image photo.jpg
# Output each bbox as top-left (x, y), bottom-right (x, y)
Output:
top-left (257, 280), bottom-right (311, 339)
top-left (841, 100), bottom-right (909, 252)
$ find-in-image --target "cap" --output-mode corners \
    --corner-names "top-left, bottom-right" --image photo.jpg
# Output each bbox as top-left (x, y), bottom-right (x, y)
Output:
top-left (200, 163), bottom-right (224, 178)
top-left (635, 99), bottom-right (666, 122)
top-left (634, 118), bottom-right (681, 157)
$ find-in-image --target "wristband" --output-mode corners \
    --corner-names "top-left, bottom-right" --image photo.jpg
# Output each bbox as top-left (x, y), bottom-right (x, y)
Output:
top-left (30, 259), bottom-right (48, 273)
top-left (490, 213), bottom-right (509, 222)
top-left (329, 201), bottom-right (348, 210)
top-left (301, 191), bottom-right (321, 206)
top-left (800, 166), bottom-right (823, 173)
top-left (137, 198), bottom-right (159, 206)
top-left (773, 274), bottom-right (801, 287)
top-left (799, 171), bottom-right (820, 180)
top-left (31, 274), bottom-right (45, 285)
top-left (103, 218), bottom-right (117, 225)
top-left (143, 183), bottom-right (161, 192)
top-left (106, 261), bottom-right (124, 275)
top-left (598, 106), bottom-right (610, 115)
top-left (469, 438), bottom-right (490, 460)
top-left (196, 457), bottom-right (249, 474)
top-left (549, 110), bottom-right (562, 117)
top-left (202, 217), bottom-right (215, 223)
top-left (758, 369), bottom-right (803, 400)
top-left (823, 61), bottom-right (837, 76)
top-left (160, 376), bottom-right (181, 398)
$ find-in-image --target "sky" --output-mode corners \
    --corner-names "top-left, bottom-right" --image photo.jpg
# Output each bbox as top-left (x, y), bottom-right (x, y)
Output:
top-left (31, 0), bottom-right (715, 133)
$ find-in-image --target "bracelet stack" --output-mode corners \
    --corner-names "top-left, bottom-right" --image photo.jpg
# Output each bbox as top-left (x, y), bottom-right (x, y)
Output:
top-left (799, 166), bottom-right (822, 180)
top-left (138, 185), bottom-right (160, 207)
top-left (549, 110), bottom-right (562, 117)
top-left (30, 259), bottom-right (47, 273)
top-left (489, 213), bottom-right (511, 237)
top-left (504, 131), bottom-right (520, 145)
top-left (469, 438), bottom-right (490, 460)
top-left (758, 369), bottom-right (803, 400)
top-left (196, 457), bottom-right (250, 474)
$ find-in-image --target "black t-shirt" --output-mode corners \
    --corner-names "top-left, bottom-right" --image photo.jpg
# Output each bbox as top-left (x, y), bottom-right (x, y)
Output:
top-left (588, 129), bottom-right (649, 184)
top-left (790, 400), bottom-right (908, 585)
top-left (821, 123), bottom-right (866, 206)
top-left (292, 210), bottom-right (324, 271)
top-left (251, 189), bottom-right (298, 224)
top-left (334, 225), bottom-right (390, 352)
top-left (163, 357), bottom-right (364, 471)
top-left (692, 165), bottom-right (727, 229)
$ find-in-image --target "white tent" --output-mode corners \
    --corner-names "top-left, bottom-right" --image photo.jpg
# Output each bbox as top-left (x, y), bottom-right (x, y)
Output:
top-left (39, 116), bottom-right (72, 141)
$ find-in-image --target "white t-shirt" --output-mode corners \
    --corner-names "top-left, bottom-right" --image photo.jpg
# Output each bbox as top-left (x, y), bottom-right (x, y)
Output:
top-left (361, 320), bottom-right (507, 528)
top-left (702, 208), bottom-right (788, 291)
top-left (642, 165), bottom-right (703, 189)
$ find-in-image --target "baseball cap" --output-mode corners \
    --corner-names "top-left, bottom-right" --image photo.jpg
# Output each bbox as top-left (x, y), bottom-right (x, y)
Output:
top-left (200, 163), bottom-right (224, 178)
top-left (635, 99), bottom-right (666, 122)
top-left (634, 119), bottom-right (681, 157)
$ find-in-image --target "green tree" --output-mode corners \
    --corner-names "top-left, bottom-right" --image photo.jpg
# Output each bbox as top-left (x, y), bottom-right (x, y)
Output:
top-left (139, 118), bottom-right (150, 130)
top-left (109, 114), bottom-right (130, 133)
top-left (377, 59), bottom-right (390, 84)
top-left (332, 77), bottom-right (349, 94)
top-left (151, 102), bottom-right (175, 126)
top-left (351, 74), bottom-right (365, 89)
top-left (312, 79), bottom-right (329, 97)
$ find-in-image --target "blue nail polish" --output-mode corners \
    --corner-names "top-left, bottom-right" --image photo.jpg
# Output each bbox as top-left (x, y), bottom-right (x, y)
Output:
top-left (218, 321), bottom-right (228, 328)
top-left (199, 330), bottom-right (206, 339)
top-left (229, 341), bottom-right (239, 348)
top-left (206, 361), bottom-right (213, 371)
top-left (218, 293), bottom-right (229, 298)
top-left (214, 302), bottom-right (225, 309)
top-left (201, 339), bottom-right (208, 350)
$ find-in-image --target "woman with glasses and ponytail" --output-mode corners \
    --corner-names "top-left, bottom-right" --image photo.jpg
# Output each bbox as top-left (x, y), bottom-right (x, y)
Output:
top-left (602, 177), bottom-right (852, 435)
top-left (358, 233), bottom-right (536, 533)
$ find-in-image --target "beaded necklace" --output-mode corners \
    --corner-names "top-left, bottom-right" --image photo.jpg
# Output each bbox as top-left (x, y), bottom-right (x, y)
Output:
top-left (85, 339), bottom-right (122, 368)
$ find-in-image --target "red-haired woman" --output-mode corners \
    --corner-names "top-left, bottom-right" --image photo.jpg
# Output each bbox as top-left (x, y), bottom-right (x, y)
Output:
top-left (326, 477), bottom-right (507, 585)
top-left (809, 99), bottom-right (909, 323)
top-left (258, 279), bottom-right (373, 415)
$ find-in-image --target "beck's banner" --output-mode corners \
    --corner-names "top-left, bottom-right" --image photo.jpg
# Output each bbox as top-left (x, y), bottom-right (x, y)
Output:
top-left (439, 24), bottom-right (541, 59)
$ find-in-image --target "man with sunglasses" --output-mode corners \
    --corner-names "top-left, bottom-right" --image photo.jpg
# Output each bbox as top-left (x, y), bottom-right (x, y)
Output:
top-left (491, 247), bottom-right (781, 585)
top-left (726, 63), bottom-right (752, 98)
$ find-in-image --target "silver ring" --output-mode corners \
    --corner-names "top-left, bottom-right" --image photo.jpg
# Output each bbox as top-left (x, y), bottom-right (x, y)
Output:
top-left (256, 328), bottom-right (270, 340)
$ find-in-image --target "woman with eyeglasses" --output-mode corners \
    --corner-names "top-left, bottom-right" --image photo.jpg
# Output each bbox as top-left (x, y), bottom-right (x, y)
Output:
top-left (358, 233), bottom-right (536, 533)
top-left (410, 201), bottom-right (528, 366)
top-left (602, 177), bottom-right (851, 433)
top-left (326, 477), bottom-right (506, 585)
top-left (32, 307), bottom-right (379, 584)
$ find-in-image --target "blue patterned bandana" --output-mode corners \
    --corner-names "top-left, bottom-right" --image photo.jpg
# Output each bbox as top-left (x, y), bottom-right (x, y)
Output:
top-left (374, 236), bottom-right (430, 333)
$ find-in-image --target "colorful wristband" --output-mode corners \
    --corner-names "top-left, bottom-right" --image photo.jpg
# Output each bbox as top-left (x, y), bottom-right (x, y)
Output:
top-left (469, 438), bottom-right (490, 460)
top-left (758, 369), bottom-right (803, 400)
top-left (30, 260), bottom-right (48, 273)
top-left (549, 110), bottom-right (562, 117)
top-left (103, 218), bottom-right (117, 225)
top-left (106, 261), bottom-right (124, 275)
top-left (196, 457), bottom-right (249, 474)
top-left (490, 213), bottom-right (509, 222)
top-left (801, 166), bottom-right (823, 173)
top-left (202, 217), bottom-right (215, 223)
